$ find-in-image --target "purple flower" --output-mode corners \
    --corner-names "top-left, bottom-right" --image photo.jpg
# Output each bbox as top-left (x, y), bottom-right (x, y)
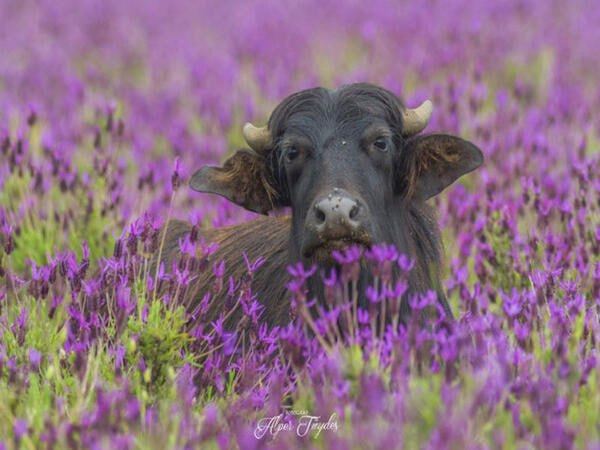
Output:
top-left (242, 252), bottom-right (266, 274)
top-left (178, 233), bottom-right (197, 257)
top-left (366, 285), bottom-right (381, 304)
top-left (357, 307), bottom-right (370, 325)
top-left (112, 344), bottom-right (126, 370)
top-left (409, 291), bottom-right (437, 311)
top-left (366, 243), bottom-right (398, 264)
top-left (10, 307), bottom-right (28, 346)
top-left (332, 245), bottom-right (362, 265)
top-left (287, 262), bottom-right (317, 280)
top-left (397, 254), bottom-right (415, 273)
top-left (171, 157), bottom-right (183, 191)
top-left (28, 348), bottom-right (42, 372)
top-left (502, 289), bottom-right (523, 317)
top-left (13, 419), bottom-right (28, 441)
top-left (213, 260), bottom-right (225, 278)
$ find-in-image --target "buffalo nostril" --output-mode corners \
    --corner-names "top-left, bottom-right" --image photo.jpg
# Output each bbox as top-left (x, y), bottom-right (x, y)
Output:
top-left (314, 206), bottom-right (326, 224)
top-left (349, 204), bottom-right (359, 220)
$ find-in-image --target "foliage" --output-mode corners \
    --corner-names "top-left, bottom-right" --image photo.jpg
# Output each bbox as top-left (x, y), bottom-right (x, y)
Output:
top-left (1, 1), bottom-right (599, 448)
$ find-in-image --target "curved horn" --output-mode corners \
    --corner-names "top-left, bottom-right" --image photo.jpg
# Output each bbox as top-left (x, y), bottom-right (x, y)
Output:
top-left (242, 123), bottom-right (272, 154)
top-left (401, 99), bottom-right (433, 136)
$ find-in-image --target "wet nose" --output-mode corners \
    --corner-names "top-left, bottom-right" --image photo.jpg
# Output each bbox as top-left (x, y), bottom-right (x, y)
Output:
top-left (309, 189), bottom-right (364, 237)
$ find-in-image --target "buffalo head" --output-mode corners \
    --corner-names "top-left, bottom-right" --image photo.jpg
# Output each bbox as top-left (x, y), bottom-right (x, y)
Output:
top-left (189, 83), bottom-right (483, 265)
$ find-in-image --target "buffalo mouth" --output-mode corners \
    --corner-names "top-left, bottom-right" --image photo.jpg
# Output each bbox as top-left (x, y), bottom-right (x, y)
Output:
top-left (302, 235), bottom-right (372, 263)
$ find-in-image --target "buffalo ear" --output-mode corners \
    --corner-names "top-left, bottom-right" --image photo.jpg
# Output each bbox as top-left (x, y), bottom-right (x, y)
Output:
top-left (403, 134), bottom-right (483, 201)
top-left (189, 149), bottom-right (281, 214)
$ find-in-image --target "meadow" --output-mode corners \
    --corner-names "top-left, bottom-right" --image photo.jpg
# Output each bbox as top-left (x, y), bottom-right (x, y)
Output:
top-left (0, 1), bottom-right (599, 448)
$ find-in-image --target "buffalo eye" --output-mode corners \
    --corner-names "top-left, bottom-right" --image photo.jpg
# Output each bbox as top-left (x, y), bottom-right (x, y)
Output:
top-left (373, 137), bottom-right (389, 152)
top-left (285, 145), bottom-right (300, 164)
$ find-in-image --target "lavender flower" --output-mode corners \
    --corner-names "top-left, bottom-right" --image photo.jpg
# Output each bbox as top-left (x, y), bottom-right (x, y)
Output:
top-left (0, 1), bottom-right (599, 447)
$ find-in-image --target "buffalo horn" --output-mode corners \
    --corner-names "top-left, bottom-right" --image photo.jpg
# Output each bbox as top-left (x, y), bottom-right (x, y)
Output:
top-left (401, 100), bottom-right (433, 136)
top-left (242, 123), bottom-right (272, 153)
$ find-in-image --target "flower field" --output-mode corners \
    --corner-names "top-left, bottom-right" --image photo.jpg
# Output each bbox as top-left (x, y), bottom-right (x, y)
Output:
top-left (0, 1), bottom-right (599, 448)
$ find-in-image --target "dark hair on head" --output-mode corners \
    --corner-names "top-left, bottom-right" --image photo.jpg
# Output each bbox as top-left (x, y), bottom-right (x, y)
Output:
top-left (267, 87), bottom-right (330, 139)
top-left (334, 82), bottom-right (407, 133)
top-left (268, 83), bottom-right (408, 143)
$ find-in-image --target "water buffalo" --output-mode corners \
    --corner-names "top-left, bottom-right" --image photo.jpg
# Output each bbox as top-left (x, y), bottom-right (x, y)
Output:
top-left (158, 83), bottom-right (483, 329)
